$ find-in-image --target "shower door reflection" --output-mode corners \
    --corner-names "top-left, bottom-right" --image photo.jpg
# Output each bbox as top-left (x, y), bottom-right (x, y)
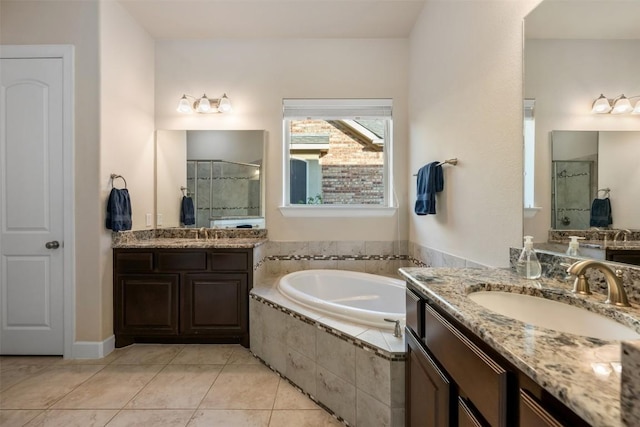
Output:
top-left (552, 160), bottom-right (595, 230)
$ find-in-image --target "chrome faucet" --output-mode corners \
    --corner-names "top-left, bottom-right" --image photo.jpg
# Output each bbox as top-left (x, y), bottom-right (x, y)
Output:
top-left (198, 227), bottom-right (208, 240)
top-left (566, 260), bottom-right (631, 307)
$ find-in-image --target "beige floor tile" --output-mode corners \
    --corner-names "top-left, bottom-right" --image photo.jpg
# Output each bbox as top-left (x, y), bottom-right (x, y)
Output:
top-left (228, 347), bottom-right (262, 365)
top-left (273, 381), bottom-right (319, 410)
top-left (269, 410), bottom-right (343, 427)
top-left (126, 364), bottom-right (222, 409)
top-left (0, 356), bottom-right (62, 367)
top-left (0, 365), bottom-right (49, 392)
top-left (110, 344), bottom-right (184, 365)
top-left (170, 345), bottom-right (234, 365)
top-left (105, 409), bottom-right (194, 427)
top-left (187, 409), bottom-right (270, 427)
top-left (0, 365), bottom-right (105, 409)
top-left (52, 364), bottom-right (163, 409)
top-left (0, 410), bottom-right (42, 427)
top-left (25, 409), bottom-right (118, 426)
top-left (199, 365), bottom-right (280, 410)
top-left (58, 351), bottom-right (122, 365)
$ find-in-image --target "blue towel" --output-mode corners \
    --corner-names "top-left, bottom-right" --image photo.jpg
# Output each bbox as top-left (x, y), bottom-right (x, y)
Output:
top-left (590, 197), bottom-right (612, 227)
top-left (180, 196), bottom-right (195, 226)
top-left (106, 188), bottom-right (132, 231)
top-left (415, 161), bottom-right (444, 215)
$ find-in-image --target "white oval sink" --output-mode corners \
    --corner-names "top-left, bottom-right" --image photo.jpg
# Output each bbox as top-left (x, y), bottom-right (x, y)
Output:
top-left (468, 291), bottom-right (640, 341)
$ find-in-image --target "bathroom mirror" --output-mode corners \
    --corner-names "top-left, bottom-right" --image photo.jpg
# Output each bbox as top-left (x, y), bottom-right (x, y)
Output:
top-left (155, 130), bottom-right (266, 229)
top-left (523, 0), bottom-right (640, 259)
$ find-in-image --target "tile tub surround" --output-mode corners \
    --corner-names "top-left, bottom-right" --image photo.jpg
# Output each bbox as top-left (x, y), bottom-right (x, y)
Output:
top-left (408, 241), bottom-right (490, 269)
top-left (250, 286), bottom-right (405, 427)
top-left (400, 266), bottom-right (640, 427)
top-left (621, 341), bottom-right (640, 424)
top-left (510, 247), bottom-right (640, 305)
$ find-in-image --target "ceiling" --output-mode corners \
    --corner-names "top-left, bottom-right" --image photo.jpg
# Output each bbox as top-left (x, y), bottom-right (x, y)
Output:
top-left (525, 0), bottom-right (640, 40)
top-left (118, 0), bottom-right (427, 39)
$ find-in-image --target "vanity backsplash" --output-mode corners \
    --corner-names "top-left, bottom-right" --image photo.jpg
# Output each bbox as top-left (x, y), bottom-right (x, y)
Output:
top-left (509, 247), bottom-right (640, 306)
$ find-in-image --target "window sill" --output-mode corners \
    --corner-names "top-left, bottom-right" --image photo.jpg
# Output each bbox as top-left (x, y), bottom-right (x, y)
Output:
top-left (278, 206), bottom-right (397, 218)
top-left (523, 206), bottom-right (542, 219)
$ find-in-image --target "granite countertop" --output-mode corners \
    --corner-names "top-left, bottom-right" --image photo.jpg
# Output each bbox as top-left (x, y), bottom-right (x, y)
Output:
top-left (112, 237), bottom-right (267, 249)
top-left (399, 266), bottom-right (640, 427)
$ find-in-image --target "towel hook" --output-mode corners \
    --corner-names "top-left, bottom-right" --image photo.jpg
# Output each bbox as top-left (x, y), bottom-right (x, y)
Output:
top-left (597, 188), bottom-right (611, 197)
top-left (110, 174), bottom-right (127, 189)
top-left (180, 186), bottom-right (190, 197)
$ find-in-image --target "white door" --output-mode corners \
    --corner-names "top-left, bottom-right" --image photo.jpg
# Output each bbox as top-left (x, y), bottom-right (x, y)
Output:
top-left (0, 56), bottom-right (65, 355)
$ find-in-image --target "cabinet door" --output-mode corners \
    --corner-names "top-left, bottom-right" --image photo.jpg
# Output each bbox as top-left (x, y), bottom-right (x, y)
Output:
top-left (459, 397), bottom-right (488, 427)
top-left (406, 329), bottom-right (451, 427)
top-left (115, 274), bottom-right (179, 335)
top-left (181, 273), bottom-right (248, 335)
top-left (519, 390), bottom-right (565, 427)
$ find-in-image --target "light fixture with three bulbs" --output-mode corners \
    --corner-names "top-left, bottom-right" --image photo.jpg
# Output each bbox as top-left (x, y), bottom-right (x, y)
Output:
top-left (177, 93), bottom-right (232, 114)
top-left (591, 94), bottom-right (640, 115)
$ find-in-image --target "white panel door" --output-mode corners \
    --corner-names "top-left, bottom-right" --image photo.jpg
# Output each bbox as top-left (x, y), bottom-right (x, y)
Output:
top-left (0, 57), bottom-right (65, 355)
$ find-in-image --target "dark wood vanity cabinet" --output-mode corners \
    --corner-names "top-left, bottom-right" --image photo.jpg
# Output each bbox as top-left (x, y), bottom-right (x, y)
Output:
top-left (405, 287), bottom-right (589, 427)
top-left (605, 248), bottom-right (640, 266)
top-left (114, 248), bottom-right (252, 348)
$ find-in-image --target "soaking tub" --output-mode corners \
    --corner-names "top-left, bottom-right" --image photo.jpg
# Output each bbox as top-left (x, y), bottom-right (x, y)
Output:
top-left (277, 269), bottom-right (405, 329)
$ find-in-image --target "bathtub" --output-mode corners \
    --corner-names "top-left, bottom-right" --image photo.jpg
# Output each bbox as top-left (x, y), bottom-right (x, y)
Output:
top-left (277, 269), bottom-right (406, 329)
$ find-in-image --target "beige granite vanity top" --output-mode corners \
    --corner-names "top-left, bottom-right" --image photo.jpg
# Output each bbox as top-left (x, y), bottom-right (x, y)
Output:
top-left (111, 228), bottom-right (268, 249)
top-left (399, 266), bottom-right (640, 427)
top-left (112, 237), bottom-right (267, 249)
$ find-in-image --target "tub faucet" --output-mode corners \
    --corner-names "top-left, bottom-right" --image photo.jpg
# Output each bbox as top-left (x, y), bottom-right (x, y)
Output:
top-left (613, 229), bottom-right (632, 244)
top-left (384, 319), bottom-right (402, 338)
top-left (566, 260), bottom-right (631, 307)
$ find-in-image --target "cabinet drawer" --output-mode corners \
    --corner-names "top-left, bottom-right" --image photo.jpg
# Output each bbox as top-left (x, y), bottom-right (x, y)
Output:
top-left (157, 251), bottom-right (207, 271)
top-left (406, 288), bottom-right (424, 338)
top-left (424, 303), bottom-right (508, 427)
top-left (115, 251), bottom-right (153, 273)
top-left (211, 251), bottom-right (249, 271)
top-left (519, 390), bottom-right (564, 427)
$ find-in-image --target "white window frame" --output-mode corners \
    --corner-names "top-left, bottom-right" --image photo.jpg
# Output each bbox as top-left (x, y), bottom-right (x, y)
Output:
top-left (523, 99), bottom-right (541, 218)
top-left (280, 99), bottom-right (396, 217)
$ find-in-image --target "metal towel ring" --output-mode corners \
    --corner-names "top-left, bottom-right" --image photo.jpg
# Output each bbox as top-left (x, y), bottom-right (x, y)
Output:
top-left (110, 174), bottom-right (127, 189)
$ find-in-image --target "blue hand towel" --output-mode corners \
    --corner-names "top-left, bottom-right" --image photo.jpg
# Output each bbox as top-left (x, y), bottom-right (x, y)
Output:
top-left (180, 196), bottom-right (195, 226)
top-left (106, 188), bottom-right (132, 231)
top-left (415, 161), bottom-right (444, 215)
top-left (590, 197), bottom-right (612, 227)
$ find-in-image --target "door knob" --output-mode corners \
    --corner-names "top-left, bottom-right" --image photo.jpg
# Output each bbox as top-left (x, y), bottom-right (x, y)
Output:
top-left (45, 241), bottom-right (60, 249)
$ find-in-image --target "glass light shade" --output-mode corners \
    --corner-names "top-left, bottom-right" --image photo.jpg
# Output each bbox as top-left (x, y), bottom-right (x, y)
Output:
top-left (176, 95), bottom-right (192, 113)
top-left (196, 95), bottom-right (211, 113)
top-left (591, 94), bottom-right (612, 114)
top-left (632, 100), bottom-right (640, 115)
top-left (612, 96), bottom-right (633, 114)
top-left (217, 94), bottom-right (232, 113)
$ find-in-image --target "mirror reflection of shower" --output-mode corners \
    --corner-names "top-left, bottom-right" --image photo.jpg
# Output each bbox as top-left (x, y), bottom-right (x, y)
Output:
top-left (552, 161), bottom-right (595, 229)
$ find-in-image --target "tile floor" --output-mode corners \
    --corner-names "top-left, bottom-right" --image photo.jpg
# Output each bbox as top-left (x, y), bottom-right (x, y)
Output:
top-left (0, 344), bottom-right (343, 427)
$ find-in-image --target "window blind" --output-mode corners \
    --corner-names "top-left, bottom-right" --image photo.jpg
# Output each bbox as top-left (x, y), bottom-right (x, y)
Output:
top-left (283, 99), bottom-right (392, 119)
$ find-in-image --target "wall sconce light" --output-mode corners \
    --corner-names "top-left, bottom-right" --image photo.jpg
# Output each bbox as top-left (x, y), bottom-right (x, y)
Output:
top-left (177, 93), bottom-right (232, 114)
top-left (591, 94), bottom-right (640, 115)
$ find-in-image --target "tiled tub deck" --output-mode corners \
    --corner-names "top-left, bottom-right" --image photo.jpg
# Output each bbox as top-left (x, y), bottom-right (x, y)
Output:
top-left (249, 286), bottom-right (406, 427)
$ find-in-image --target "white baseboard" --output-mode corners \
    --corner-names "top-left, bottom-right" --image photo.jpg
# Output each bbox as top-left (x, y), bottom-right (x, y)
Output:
top-left (70, 335), bottom-right (115, 359)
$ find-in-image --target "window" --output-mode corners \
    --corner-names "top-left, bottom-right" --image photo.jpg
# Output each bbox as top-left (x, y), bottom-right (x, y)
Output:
top-left (281, 99), bottom-right (394, 216)
top-left (523, 99), bottom-right (541, 218)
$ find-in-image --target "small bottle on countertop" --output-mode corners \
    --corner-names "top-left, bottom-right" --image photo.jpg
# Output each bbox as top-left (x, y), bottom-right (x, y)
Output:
top-left (566, 236), bottom-right (584, 257)
top-left (516, 236), bottom-right (542, 279)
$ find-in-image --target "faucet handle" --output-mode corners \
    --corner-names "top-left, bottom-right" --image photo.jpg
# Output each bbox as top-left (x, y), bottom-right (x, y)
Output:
top-left (572, 274), bottom-right (592, 295)
top-left (384, 318), bottom-right (402, 338)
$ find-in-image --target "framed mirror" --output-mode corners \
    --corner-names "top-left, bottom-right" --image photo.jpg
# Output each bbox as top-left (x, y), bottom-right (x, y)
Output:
top-left (156, 130), bottom-right (266, 229)
top-left (523, 0), bottom-right (640, 263)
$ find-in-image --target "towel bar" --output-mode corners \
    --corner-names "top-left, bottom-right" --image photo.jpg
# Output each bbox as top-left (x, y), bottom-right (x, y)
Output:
top-left (413, 158), bottom-right (458, 176)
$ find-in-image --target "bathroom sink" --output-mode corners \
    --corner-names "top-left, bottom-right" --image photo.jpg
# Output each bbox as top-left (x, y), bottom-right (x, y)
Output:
top-left (468, 291), bottom-right (640, 341)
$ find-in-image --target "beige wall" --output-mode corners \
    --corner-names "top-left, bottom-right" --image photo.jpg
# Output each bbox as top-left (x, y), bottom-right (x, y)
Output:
top-left (156, 130), bottom-right (187, 228)
top-left (408, 0), bottom-right (541, 268)
top-left (99, 1), bottom-right (155, 340)
top-left (1, 0), bottom-right (103, 341)
top-left (524, 39), bottom-right (640, 240)
top-left (155, 38), bottom-right (410, 242)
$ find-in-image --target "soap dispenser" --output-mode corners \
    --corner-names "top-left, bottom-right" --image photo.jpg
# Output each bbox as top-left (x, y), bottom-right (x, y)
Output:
top-left (516, 236), bottom-right (542, 279)
top-left (566, 236), bottom-right (584, 257)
